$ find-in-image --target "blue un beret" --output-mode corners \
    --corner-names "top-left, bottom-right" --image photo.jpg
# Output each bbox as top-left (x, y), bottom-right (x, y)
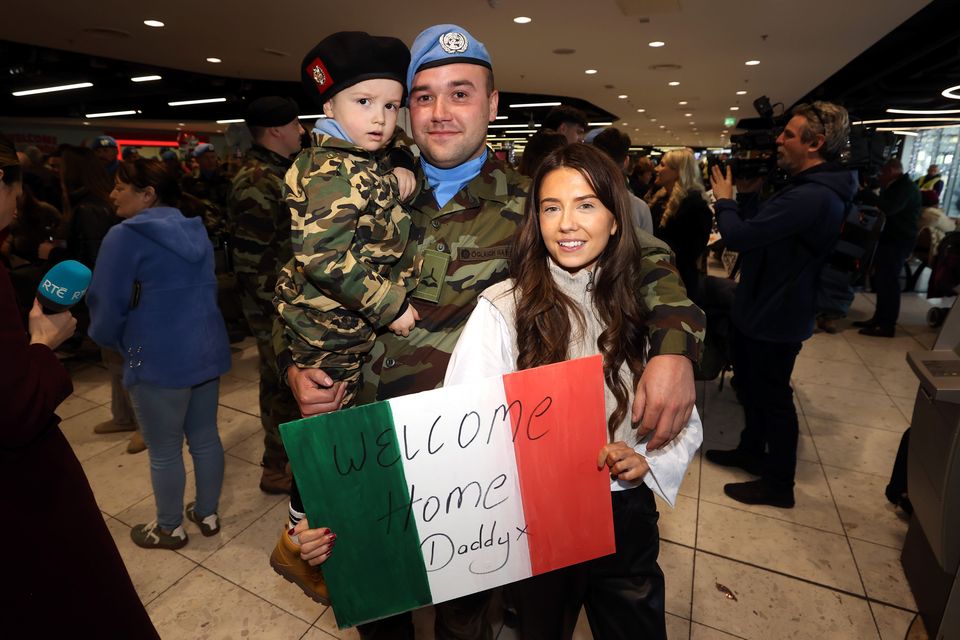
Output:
top-left (406, 24), bottom-right (492, 94)
top-left (193, 143), bottom-right (215, 158)
top-left (91, 135), bottom-right (117, 149)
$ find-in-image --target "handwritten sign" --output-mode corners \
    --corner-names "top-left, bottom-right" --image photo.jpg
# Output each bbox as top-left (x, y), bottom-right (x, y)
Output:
top-left (280, 355), bottom-right (615, 628)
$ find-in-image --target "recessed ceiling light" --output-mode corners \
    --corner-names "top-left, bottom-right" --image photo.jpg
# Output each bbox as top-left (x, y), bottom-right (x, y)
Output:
top-left (648, 41), bottom-right (665, 48)
top-left (651, 118), bottom-right (657, 122)
top-left (585, 69), bottom-right (598, 74)
top-left (587, 121), bottom-right (613, 126)
top-left (178, 122), bottom-right (185, 126)
top-left (942, 85), bottom-right (960, 99)
top-left (659, 125), bottom-right (666, 128)
top-left (636, 108), bottom-right (645, 113)
top-left (730, 106), bottom-right (740, 111)
top-left (12, 81), bottom-right (93, 97)
top-left (684, 113), bottom-right (692, 117)
top-left (618, 95), bottom-right (628, 99)
top-left (668, 81), bottom-right (680, 86)
top-left (689, 122), bottom-right (695, 125)
top-left (131, 75), bottom-right (162, 83)
top-left (143, 19), bottom-right (164, 28)
top-left (722, 130), bottom-right (729, 133)
top-left (622, 122), bottom-right (628, 126)
top-left (887, 107), bottom-right (960, 115)
top-left (745, 60), bottom-right (760, 66)
top-left (206, 57), bottom-right (222, 64)
top-left (168, 97), bottom-right (227, 106)
top-left (216, 119), bottom-right (245, 124)
top-left (678, 101), bottom-right (688, 105)
top-left (509, 101), bottom-right (561, 108)
top-left (83, 121), bottom-right (90, 125)
top-left (513, 16), bottom-right (532, 24)
top-left (736, 90), bottom-right (748, 95)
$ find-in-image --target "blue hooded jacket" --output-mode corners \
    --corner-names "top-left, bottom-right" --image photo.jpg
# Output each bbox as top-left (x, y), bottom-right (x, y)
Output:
top-left (87, 207), bottom-right (231, 387)
top-left (715, 163), bottom-right (859, 342)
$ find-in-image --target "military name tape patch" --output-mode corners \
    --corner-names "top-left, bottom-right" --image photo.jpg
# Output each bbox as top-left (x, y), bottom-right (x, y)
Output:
top-left (438, 31), bottom-right (468, 54)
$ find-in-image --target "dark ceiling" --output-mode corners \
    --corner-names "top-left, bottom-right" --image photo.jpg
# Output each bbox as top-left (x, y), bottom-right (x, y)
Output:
top-left (2, 0), bottom-right (958, 145)
top-left (0, 39), bottom-right (615, 131)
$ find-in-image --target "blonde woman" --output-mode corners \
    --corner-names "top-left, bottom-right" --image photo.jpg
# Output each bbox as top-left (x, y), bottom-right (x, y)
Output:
top-left (653, 149), bottom-right (714, 302)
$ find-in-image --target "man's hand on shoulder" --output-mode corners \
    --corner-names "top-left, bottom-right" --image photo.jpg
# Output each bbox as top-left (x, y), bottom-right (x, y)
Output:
top-left (633, 354), bottom-right (695, 450)
top-left (286, 366), bottom-right (347, 417)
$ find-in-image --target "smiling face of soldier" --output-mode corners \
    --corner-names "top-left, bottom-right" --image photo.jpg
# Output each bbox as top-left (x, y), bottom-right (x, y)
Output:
top-left (408, 63), bottom-right (499, 168)
top-left (322, 79), bottom-right (404, 152)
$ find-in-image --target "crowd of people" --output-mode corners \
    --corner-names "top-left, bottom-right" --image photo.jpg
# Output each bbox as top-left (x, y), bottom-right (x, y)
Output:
top-left (0, 19), bottom-right (941, 640)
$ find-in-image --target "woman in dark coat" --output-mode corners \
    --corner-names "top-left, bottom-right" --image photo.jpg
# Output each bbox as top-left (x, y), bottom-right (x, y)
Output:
top-left (0, 135), bottom-right (159, 638)
top-left (652, 148), bottom-right (714, 303)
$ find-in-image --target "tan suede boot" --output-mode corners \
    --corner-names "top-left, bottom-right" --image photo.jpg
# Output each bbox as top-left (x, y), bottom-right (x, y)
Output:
top-left (270, 528), bottom-right (330, 605)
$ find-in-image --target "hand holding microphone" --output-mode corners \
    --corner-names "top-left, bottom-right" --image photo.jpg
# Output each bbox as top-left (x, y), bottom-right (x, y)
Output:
top-left (36, 260), bottom-right (92, 313)
top-left (30, 260), bottom-right (91, 349)
top-left (29, 300), bottom-right (77, 350)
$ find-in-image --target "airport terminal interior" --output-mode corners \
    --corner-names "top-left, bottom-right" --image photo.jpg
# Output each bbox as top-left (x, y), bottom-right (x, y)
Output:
top-left (59, 283), bottom-right (936, 638)
top-left (5, 1), bottom-right (960, 638)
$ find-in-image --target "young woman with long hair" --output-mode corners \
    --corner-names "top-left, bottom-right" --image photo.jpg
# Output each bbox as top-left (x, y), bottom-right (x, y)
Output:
top-left (445, 144), bottom-right (702, 639)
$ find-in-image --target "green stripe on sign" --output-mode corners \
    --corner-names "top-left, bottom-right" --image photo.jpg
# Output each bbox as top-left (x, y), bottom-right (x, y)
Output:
top-left (280, 400), bottom-right (432, 628)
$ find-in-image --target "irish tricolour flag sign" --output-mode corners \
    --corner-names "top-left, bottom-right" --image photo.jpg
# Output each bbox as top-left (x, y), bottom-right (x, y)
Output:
top-left (280, 355), bottom-right (615, 628)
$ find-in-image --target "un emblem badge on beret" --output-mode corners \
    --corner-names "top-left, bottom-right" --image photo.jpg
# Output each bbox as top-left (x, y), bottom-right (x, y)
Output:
top-left (439, 31), bottom-right (468, 54)
top-left (313, 65), bottom-right (326, 86)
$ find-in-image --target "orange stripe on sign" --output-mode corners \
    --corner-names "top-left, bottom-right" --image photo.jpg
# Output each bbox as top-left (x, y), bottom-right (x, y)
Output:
top-left (503, 355), bottom-right (615, 575)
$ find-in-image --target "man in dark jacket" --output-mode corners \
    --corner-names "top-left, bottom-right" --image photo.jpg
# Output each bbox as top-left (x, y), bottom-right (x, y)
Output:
top-left (855, 159), bottom-right (921, 337)
top-left (708, 101), bottom-right (858, 508)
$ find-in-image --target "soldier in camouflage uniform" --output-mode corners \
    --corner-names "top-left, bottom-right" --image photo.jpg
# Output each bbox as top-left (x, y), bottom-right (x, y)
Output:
top-left (226, 97), bottom-right (304, 494)
top-left (181, 143), bottom-right (232, 236)
top-left (283, 25), bottom-right (705, 640)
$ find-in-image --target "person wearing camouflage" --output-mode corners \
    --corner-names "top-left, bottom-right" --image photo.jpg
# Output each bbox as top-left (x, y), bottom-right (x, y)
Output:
top-left (181, 143), bottom-right (232, 235)
top-left (268, 32), bottom-right (419, 605)
top-left (284, 24), bottom-right (705, 640)
top-left (227, 96), bottom-right (305, 494)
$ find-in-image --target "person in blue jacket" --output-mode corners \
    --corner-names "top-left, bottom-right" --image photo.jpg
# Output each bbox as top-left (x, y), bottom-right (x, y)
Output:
top-left (707, 101), bottom-right (858, 508)
top-left (87, 158), bottom-right (231, 549)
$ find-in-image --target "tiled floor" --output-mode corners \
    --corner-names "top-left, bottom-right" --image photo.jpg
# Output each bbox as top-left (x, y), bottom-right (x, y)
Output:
top-left (60, 289), bottom-right (941, 639)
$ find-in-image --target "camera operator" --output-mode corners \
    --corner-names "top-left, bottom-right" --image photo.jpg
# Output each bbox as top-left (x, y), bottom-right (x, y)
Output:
top-left (707, 101), bottom-right (858, 508)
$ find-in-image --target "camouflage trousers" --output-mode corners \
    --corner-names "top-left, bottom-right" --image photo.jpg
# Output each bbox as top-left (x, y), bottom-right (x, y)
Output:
top-left (238, 285), bottom-right (301, 468)
top-left (285, 307), bottom-right (375, 409)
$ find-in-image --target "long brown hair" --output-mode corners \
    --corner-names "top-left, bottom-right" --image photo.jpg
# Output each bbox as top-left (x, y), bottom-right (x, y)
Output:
top-left (512, 144), bottom-right (648, 438)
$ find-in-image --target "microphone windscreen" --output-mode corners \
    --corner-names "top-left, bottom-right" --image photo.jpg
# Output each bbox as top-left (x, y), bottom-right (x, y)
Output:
top-left (36, 260), bottom-right (93, 313)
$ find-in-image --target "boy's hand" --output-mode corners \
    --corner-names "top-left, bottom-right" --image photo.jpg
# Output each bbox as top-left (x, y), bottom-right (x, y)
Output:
top-left (392, 167), bottom-right (416, 201)
top-left (387, 304), bottom-right (419, 337)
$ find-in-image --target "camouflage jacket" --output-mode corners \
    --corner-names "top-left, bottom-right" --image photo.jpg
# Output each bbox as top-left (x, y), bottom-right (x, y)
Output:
top-left (226, 145), bottom-right (293, 299)
top-left (275, 132), bottom-right (418, 347)
top-left (357, 150), bottom-right (705, 405)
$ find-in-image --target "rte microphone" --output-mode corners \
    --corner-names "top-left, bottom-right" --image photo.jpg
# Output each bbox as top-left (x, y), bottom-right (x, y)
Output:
top-left (36, 260), bottom-right (93, 314)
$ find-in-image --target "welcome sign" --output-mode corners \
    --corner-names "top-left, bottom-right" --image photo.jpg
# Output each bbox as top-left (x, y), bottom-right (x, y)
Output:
top-left (281, 355), bottom-right (615, 628)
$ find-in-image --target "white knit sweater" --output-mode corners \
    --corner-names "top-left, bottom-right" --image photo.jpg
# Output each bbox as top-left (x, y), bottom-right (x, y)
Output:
top-left (444, 260), bottom-right (702, 507)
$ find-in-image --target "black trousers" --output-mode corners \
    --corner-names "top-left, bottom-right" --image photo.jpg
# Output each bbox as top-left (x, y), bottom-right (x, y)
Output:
top-left (733, 328), bottom-right (802, 488)
top-left (873, 241), bottom-right (914, 330)
top-left (357, 590), bottom-right (493, 640)
top-left (512, 485), bottom-right (666, 640)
